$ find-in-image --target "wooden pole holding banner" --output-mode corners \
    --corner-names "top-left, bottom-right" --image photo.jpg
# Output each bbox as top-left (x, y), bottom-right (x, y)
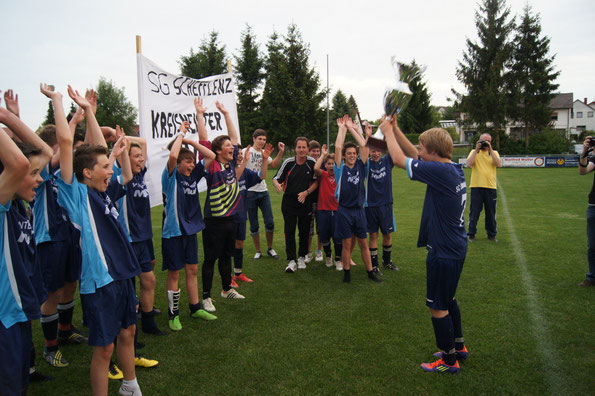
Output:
top-left (136, 35), bottom-right (142, 54)
top-left (227, 59), bottom-right (233, 73)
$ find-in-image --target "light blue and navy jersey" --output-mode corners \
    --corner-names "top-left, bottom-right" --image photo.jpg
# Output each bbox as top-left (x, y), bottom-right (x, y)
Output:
top-left (0, 200), bottom-right (43, 328)
top-left (406, 158), bottom-right (467, 260)
top-left (161, 163), bottom-right (206, 238)
top-left (32, 164), bottom-right (70, 243)
top-left (334, 158), bottom-right (366, 209)
top-left (56, 176), bottom-right (140, 294)
top-left (366, 154), bottom-right (394, 207)
top-left (235, 168), bottom-right (262, 222)
top-left (116, 168), bottom-right (153, 243)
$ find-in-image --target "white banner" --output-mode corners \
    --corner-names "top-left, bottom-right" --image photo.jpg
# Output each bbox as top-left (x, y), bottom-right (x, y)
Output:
top-left (459, 156), bottom-right (545, 167)
top-left (136, 53), bottom-right (240, 206)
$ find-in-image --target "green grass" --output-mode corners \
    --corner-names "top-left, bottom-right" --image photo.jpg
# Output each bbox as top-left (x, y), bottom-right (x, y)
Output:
top-left (29, 168), bottom-right (594, 395)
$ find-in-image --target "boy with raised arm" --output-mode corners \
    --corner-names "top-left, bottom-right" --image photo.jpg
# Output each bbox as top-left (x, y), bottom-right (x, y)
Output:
top-left (365, 134), bottom-right (399, 274)
top-left (379, 116), bottom-right (468, 374)
top-left (200, 102), bottom-right (247, 312)
top-left (334, 116), bottom-right (381, 283)
top-left (313, 144), bottom-right (342, 270)
top-left (0, 92), bottom-right (52, 396)
top-left (232, 143), bottom-right (274, 285)
top-left (51, 84), bottom-right (142, 395)
top-left (162, 118), bottom-right (217, 329)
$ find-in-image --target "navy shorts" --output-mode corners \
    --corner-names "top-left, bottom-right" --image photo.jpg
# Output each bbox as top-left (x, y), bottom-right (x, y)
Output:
top-left (162, 234), bottom-right (198, 271)
top-left (316, 210), bottom-right (336, 244)
top-left (147, 238), bottom-right (155, 261)
top-left (235, 219), bottom-right (247, 241)
top-left (365, 203), bottom-right (396, 235)
top-left (132, 240), bottom-right (154, 273)
top-left (81, 279), bottom-right (137, 347)
top-left (425, 249), bottom-right (464, 310)
top-left (37, 239), bottom-right (81, 293)
top-left (0, 320), bottom-right (31, 395)
top-left (335, 206), bottom-right (368, 240)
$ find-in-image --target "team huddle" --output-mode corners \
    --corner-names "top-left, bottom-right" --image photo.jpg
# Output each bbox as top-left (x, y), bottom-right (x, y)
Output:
top-left (1, 84), bottom-right (470, 396)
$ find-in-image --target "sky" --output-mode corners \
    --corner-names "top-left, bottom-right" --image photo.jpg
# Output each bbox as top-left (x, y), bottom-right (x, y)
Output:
top-left (1, 0), bottom-right (594, 130)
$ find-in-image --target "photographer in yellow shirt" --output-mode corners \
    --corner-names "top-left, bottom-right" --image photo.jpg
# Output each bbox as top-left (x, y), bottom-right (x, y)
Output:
top-left (466, 133), bottom-right (502, 242)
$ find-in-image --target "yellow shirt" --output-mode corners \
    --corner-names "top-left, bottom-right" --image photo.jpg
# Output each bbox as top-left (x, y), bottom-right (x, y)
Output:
top-left (468, 150), bottom-right (499, 189)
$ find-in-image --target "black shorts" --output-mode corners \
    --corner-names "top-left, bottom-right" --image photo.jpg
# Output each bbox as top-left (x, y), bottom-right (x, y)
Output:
top-left (425, 249), bottom-right (464, 310)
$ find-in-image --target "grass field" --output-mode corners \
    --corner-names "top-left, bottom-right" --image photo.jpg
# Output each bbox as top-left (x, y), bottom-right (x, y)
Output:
top-left (29, 167), bottom-right (594, 395)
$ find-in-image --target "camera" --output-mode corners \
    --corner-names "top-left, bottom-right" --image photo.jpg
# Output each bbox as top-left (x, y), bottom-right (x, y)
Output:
top-left (589, 138), bottom-right (595, 147)
top-left (479, 140), bottom-right (490, 149)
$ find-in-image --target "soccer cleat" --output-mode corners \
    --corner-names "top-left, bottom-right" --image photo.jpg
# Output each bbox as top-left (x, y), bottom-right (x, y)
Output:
top-left (168, 316), bottom-right (182, 331)
top-left (192, 308), bottom-right (217, 320)
top-left (253, 251), bottom-right (262, 259)
top-left (29, 370), bottom-right (54, 382)
top-left (578, 278), bottom-right (595, 287)
top-left (488, 236), bottom-right (498, 243)
top-left (315, 250), bottom-right (323, 262)
top-left (119, 383), bottom-right (142, 396)
top-left (221, 289), bottom-right (245, 299)
top-left (135, 356), bottom-right (159, 368)
top-left (233, 273), bottom-right (254, 283)
top-left (467, 235), bottom-right (475, 242)
top-left (368, 272), bottom-right (382, 283)
top-left (202, 298), bottom-right (216, 312)
top-left (58, 330), bottom-right (88, 345)
top-left (297, 257), bottom-right (307, 269)
top-left (372, 267), bottom-right (383, 276)
top-left (230, 279), bottom-right (239, 288)
top-left (304, 252), bottom-right (313, 263)
top-left (285, 260), bottom-right (297, 273)
top-left (267, 248), bottom-right (279, 259)
top-left (142, 326), bottom-right (167, 336)
top-left (335, 261), bottom-right (343, 271)
top-left (420, 358), bottom-right (460, 374)
top-left (43, 349), bottom-right (69, 368)
top-left (108, 361), bottom-right (123, 380)
top-left (433, 346), bottom-right (470, 361)
top-left (383, 261), bottom-right (399, 271)
top-left (325, 257), bottom-right (333, 267)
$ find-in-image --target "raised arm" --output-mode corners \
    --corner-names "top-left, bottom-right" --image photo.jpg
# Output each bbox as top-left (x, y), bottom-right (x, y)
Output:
top-left (380, 116), bottom-right (407, 169)
top-left (127, 135), bottom-right (148, 169)
top-left (216, 101), bottom-right (238, 146)
top-left (334, 117), bottom-right (347, 165)
top-left (68, 86), bottom-right (105, 147)
top-left (260, 143), bottom-right (273, 180)
top-left (485, 141), bottom-right (502, 167)
top-left (579, 137), bottom-right (595, 175)
top-left (4, 89), bottom-right (20, 119)
top-left (42, 86), bottom-right (74, 183)
top-left (314, 144), bottom-right (328, 176)
top-left (0, 98), bottom-right (30, 205)
top-left (391, 116), bottom-right (418, 158)
top-left (194, 97), bottom-right (209, 142)
top-left (271, 141), bottom-right (285, 168)
top-left (183, 138), bottom-right (216, 169)
top-left (167, 122), bottom-right (187, 174)
top-left (113, 126), bottom-right (133, 184)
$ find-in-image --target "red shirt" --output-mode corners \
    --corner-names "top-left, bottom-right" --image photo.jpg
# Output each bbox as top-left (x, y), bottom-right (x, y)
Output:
top-left (317, 170), bottom-right (338, 211)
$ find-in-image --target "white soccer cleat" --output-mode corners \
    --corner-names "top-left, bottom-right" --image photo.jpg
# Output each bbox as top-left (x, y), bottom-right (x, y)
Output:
top-left (335, 260), bottom-right (343, 271)
top-left (285, 260), bottom-right (297, 273)
top-left (221, 289), bottom-right (245, 299)
top-left (202, 298), bottom-right (216, 312)
top-left (304, 252), bottom-right (313, 263)
top-left (325, 257), bottom-right (333, 267)
top-left (297, 257), bottom-right (307, 269)
top-left (315, 250), bottom-right (323, 262)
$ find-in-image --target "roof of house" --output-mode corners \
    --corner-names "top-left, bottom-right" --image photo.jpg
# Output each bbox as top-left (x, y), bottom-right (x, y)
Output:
top-left (550, 93), bottom-right (573, 109)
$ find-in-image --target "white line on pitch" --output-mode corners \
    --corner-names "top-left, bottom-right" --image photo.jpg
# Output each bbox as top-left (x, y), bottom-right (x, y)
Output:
top-left (498, 182), bottom-right (565, 394)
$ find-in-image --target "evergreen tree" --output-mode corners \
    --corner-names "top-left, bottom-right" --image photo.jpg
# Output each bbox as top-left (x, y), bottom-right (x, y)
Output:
top-left (43, 100), bottom-right (55, 126)
top-left (398, 60), bottom-right (434, 134)
top-left (95, 77), bottom-right (138, 134)
top-left (507, 5), bottom-right (559, 148)
top-left (347, 95), bottom-right (358, 119)
top-left (234, 25), bottom-right (265, 143)
top-left (179, 31), bottom-right (227, 79)
top-left (260, 25), bottom-right (325, 147)
top-left (329, 90), bottom-right (351, 143)
top-left (454, 0), bottom-right (515, 149)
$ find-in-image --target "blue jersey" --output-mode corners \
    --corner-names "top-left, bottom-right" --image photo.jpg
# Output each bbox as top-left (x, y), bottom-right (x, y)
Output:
top-left (32, 164), bottom-right (70, 243)
top-left (366, 154), bottom-right (394, 207)
top-left (334, 158), bottom-right (366, 208)
top-left (116, 168), bottom-right (153, 242)
top-left (0, 200), bottom-right (43, 328)
top-left (56, 176), bottom-right (140, 294)
top-left (235, 168), bottom-right (262, 222)
top-left (161, 164), bottom-right (206, 238)
top-left (406, 158), bottom-right (467, 260)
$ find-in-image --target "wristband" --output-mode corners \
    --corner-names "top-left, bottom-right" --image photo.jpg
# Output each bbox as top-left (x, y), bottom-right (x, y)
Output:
top-left (580, 162), bottom-right (588, 168)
